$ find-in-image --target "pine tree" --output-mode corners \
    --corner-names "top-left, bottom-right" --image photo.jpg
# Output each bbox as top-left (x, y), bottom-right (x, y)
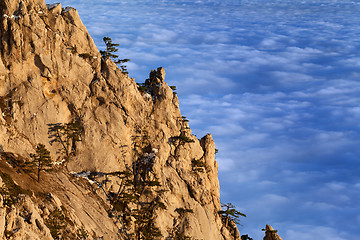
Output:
top-left (100, 37), bottom-right (130, 74)
top-left (29, 144), bottom-right (53, 182)
top-left (218, 203), bottom-right (246, 227)
top-left (63, 121), bottom-right (82, 154)
top-left (100, 37), bottom-right (120, 59)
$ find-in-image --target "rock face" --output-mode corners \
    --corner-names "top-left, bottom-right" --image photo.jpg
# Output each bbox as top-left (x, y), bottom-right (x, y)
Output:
top-left (0, 0), bottom-right (239, 239)
top-left (263, 225), bottom-right (283, 240)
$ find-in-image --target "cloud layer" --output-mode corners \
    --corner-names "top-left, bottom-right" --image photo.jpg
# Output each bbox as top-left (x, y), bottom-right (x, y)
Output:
top-left (49, 0), bottom-right (360, 239)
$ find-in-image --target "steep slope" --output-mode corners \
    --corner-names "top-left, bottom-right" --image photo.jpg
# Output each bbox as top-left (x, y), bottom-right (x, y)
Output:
top-left (0, 0), bottom-right (239, 239)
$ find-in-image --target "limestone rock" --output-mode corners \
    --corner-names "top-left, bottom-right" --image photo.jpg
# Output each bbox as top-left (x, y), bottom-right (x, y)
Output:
top-left (263, 224), bottom-right (284, 240)
top-left (0, 0), bottom-right (240, 239)
top-left (46, 3), bottom-right (61, 15)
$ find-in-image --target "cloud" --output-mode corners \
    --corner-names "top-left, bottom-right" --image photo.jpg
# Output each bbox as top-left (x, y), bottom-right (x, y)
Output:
top-left (137, 24), bottom-right (179, 43)
top-left (49, 1), bottom-right (360, 239)
top-left (216, 157), bottom-right (236, 172)
top-left (264, 194), bottom-right (289, 204)
top-left (284, 225), bottom-right (351, 240)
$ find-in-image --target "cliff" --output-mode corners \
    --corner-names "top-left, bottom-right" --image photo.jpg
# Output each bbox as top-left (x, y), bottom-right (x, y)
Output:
top-left (0, 0), bottom-right (240, 239)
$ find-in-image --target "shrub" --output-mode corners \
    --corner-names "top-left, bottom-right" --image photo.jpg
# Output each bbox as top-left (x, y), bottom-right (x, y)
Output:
top-left (192, 159), bottom-right (206, 172)
top-left (79, 53), bottom-right (93, 60)
top-left (137, 83), bottom-right (150, 94)
top-left (70, 45), bottom-right (77, 54)
top-left (44, 208), bottom-right (67, 239)
top-left (0, 171), bottom-right (31, 207)
top-left (175, 208), bottom-right (193, 217)
top-left (241, 234), bottom-right (253, 240)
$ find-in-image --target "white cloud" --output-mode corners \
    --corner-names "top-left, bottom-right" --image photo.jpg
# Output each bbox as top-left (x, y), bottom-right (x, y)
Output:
top-left (285, 225), bottom-right (350, 240)
top-left (137, 25), bottom-right (179, 43)
top-left (235, 169), bottom-right (260, 183)
top-left (303, 201), bottom-right (340, 211)
top-left (265, 194), bottom-right (289, 204)
top-left (271, 71), bottom-right (316, 83)
top-left (217, 157), bottom-right (236, 172)
top-left (48, 1), bottom-right (360, 239)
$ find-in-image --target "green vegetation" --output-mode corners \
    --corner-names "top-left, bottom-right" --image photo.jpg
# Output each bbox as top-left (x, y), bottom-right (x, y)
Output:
top-left (137, 82), bottom-right (151, 94)
top-left (191, 158), bottom-right (206, 172)
top-left (76, 227), bottom-right (89, 240)
top-left (168, 116), bottom-right (195, 162)
top-left (1, 151), bottom-right (27, 169)
top-left (218, 202), bottom-right (246, 227)
top-left (169, 208), bottom-right (193, 239)
top-left (131, 126), bottom-right (151, 155)
top-left (131, 153), bottom-right (166, 239)
top-left (28, 144), bottom-right (53, 182)
top-left (132, 201), bottom-right (164, 239)
top-left (137, 83), bottom-right (148, 93)
top-left (104, 165), bottom-right (165, 239)
top-left (100, 37), bottom-right (120, 59)
top-left (171, 135), bottom-right (195, 144)
top-left (100, 37), bottom-right (130, 74)
top-left (4, 230), bottom-right (14, 238)
top-left (84, 128), bottom-right (166, 239)
top-left (175, 208), bottom-right (193, 217)
top-left (172, 232), bottom-right (191, 240)
top-left (107, 170), bottom-right (137, 217)
top-left (170, 85), bottom-right (177, 94)
top-left (0, 91), bottom-right (23, 125)
top-left (44, 208), bottom-right (67, 239)
top-left (170, 116), bottom-right (194, 146)
top-left (79, 53), bottom-right (93, 60)
top-left (241, 234), bottom-right (253, 240)
top-left (43, 205), bottom-right (78, 239)
top-left (70, 45), bottom-right (77, 54)
top-left (262, 228), bottom-right (278, 233)
top-left (0, 171), bottom-right (31, 207)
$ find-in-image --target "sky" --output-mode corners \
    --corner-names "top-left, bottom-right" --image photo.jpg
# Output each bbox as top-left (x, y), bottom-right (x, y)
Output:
top-left (46, 0), bottom-right (360, 239)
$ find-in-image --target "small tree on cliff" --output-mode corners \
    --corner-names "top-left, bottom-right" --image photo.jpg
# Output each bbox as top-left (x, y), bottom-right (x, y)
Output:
top-left (100, 37), bottom-right (119, 59)
top-left (100, 37), bottom-right (130, 74)
top-left (28, 144), bottom-right (53, 182)
top-left (218, 202), bottom-right (246, 227)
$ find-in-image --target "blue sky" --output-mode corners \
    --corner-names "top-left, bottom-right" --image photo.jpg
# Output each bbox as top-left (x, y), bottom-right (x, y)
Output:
top-left (47, 0), bottom-right (360, 239)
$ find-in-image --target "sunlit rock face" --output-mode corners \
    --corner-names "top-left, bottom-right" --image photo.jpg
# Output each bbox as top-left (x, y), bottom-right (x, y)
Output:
top-left (263, 225), bottom-right (284, 240)
top-left (0, 0), bottom-right (239, 239)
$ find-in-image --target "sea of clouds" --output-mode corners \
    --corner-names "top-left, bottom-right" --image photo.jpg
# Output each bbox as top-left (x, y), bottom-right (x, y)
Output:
top-left (48, 0), bottom-right (360, 239)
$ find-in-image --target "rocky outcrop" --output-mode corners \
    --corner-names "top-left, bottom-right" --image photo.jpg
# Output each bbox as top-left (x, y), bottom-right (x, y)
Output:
top-left (263, 225), bottom-right (283, 240)
top-left (0, 0), bottom-right (239, 239)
